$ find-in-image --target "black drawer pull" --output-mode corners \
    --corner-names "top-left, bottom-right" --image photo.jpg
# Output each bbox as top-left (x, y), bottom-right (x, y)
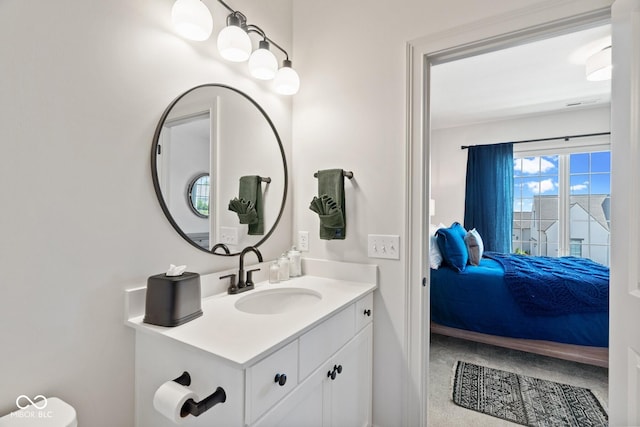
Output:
top-left (274, 373), bottom-right (287, 386)
top-left (327, 364), bottom-right (343, 380)
top-left (363, 309), bottom-right (371, 316)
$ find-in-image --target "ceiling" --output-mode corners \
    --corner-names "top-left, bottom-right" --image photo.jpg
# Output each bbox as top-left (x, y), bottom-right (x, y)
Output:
top-left (430, 24), bottom-right (612, 130)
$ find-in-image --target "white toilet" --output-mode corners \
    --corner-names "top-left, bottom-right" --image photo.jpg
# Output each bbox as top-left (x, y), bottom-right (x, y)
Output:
top-left (0, 397), bottom-right (77, 427)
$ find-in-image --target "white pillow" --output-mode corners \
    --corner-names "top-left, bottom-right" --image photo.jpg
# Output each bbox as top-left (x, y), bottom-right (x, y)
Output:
top-left (429, 234), bottom-right (443, 269)
top-left (464, 228), bottom-right (484, 266)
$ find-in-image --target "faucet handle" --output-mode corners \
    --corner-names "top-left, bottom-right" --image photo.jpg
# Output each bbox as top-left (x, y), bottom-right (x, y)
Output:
top-left (220, 274), bottom-right (238, 294)
top-left (246, 268), bottom-right (260, 286)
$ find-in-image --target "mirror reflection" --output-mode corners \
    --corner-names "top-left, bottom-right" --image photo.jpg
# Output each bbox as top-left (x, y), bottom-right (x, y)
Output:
top-left (152, 84), bottom-right (287, 255)
top-left (188, 173), bottom-right (210, 218)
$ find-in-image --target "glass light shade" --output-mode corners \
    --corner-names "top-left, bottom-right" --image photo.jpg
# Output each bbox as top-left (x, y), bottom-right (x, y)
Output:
top-left (586, 47), bottom-right (612, 81)
top-left (171, 0), bottom-right (213, 41)
top-left (217, 25), bottom-right (252, 62)
top-left (248, 45), bottom-right (278, 80)
top-left (274, 65), bottom-right (300, 95)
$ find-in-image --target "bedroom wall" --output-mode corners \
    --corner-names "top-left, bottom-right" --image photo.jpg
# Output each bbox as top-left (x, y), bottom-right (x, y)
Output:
top-left (0, 1), bottom-right (292, 425)
top-left (430, 106), bottom-right (611, 227)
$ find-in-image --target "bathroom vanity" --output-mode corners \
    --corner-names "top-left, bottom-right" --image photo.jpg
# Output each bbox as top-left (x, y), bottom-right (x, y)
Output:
top-left (125, 259), bottom-right (376, 427)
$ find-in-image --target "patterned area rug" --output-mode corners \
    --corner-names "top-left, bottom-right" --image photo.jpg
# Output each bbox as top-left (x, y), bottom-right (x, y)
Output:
top-left (452, 361), bottom-right (608, 426)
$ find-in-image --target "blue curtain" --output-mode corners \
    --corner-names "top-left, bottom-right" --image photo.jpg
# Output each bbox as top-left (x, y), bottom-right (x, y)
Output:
top-left (463, 143), bottom-right (513, 253)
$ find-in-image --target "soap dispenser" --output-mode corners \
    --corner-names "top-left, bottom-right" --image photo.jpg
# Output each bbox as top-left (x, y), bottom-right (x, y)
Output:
top-left (288, 246), bottom-right (301, 277)
top-left (278, 252), bottom-right (290, 281)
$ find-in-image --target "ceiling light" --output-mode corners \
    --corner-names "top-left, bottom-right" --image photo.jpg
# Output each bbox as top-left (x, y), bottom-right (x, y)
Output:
top-left (217, 13), bottom-right (252, 62)
top-left (248, 40), bottom-right (278, 80)
top-left (274, 60), bottom-right (300, 95)
top-left (586, 46), bottom-right (612, 81)
top-left (171, 0), bottom-right (213, 41)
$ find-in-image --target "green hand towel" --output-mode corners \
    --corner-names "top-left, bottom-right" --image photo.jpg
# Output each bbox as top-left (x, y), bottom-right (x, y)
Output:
top-left (228, 198), bottom-right (258, 224)
top-left (313, 169), bottom-right (346, 240)
top-left (229, 176), bottom-right (264, 235)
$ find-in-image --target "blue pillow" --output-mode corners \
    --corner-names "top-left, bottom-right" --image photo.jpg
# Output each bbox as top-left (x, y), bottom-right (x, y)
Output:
top-left (436, 223), bottom-right (469, 272)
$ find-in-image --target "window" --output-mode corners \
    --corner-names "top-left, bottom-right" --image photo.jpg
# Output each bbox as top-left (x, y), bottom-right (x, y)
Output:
top-left (513, 150), bottom-right (610, 266)
top-left (570, 238), bottom-right (583, 257)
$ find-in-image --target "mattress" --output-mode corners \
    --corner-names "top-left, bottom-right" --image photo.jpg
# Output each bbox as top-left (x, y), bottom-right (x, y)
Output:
top-left (430, 257), bottom-right (609, 347)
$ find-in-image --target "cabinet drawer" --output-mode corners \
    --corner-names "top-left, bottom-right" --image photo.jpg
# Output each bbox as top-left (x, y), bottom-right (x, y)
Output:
top-left (355, 292), bottom-right (373, 331)
top-left (299, 304), bottom-right (355, 380)
top-left (246, 340), bottom-right (299, 424)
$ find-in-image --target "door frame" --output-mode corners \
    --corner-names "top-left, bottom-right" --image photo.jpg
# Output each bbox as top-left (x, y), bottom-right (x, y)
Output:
top-left (403, 1), bottom-right (615, 425)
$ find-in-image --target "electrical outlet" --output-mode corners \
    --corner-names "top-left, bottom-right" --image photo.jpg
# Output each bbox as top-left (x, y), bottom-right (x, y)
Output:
top-left (220, 227), bottom-right (238, 245)
top-left (367, 234), bottom-right (400, 259)
top-left (298, 231), bottom-right (309, 251)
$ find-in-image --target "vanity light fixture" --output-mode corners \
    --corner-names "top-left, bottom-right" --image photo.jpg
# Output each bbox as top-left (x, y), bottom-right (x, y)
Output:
top-left (248, 40), bottom-right (279, 80)
top-left (274, 59), bottom-right (301, 95)
top-left (171, 0), bottom-right (300, 94)
top-left (171, 0), bottom-right (213, 41)
top-left (217, 12), bottom-right (252, 62)
top-left (586, 46), bottom-right (612, 81)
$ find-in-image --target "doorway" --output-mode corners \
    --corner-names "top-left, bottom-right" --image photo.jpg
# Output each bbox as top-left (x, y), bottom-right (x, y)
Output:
top-left (401, 1), bottom-right (640, 425)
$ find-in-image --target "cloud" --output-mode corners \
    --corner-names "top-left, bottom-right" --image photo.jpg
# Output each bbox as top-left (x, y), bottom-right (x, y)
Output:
top-left (515, 157), bottom-right (556, 174)
top-left (526, 178), bottom-right (557, 194)
top-left (570, 181), bottom-right (589, 191)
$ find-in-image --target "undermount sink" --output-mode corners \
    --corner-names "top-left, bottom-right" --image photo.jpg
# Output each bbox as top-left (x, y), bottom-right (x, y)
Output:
top-left (234, 287), bottom-right (322, 315)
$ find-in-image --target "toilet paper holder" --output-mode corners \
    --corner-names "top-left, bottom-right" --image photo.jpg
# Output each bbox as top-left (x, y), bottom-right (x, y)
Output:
top-left (172, 371), bottom-right (227, 418)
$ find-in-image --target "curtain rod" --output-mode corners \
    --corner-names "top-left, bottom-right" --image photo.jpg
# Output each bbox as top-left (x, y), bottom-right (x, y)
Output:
top-left (460, 132), bottom-right (611, 150)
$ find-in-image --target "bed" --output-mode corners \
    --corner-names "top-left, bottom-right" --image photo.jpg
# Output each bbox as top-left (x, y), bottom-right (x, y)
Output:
top-left (430, 252), bottom-right (609, 367)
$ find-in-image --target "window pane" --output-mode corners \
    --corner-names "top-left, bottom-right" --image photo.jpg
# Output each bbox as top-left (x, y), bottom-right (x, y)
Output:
top-left (570, 174), bottom-right (590, 195)
top-left (570, 153), bottom-right (589, 173)
top-left (591, 174), bottom-right (610, 195)
top-left (591, 151), bottom-right (611, 173)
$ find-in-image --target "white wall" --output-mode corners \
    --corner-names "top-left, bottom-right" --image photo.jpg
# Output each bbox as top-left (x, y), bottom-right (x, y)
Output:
top-left (290, 0), bottom-right (560, 425)
top-left (0, 1), bottom-right (292, 425)
top-left (430, 106), bottom-right (611, 226)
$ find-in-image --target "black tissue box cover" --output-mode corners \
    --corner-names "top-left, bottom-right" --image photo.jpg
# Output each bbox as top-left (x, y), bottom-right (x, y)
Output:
top-left (143, 272), bottom-right (203, 327)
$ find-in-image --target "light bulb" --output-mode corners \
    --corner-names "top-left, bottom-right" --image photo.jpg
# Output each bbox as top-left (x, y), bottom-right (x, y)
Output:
top-left (274, 60), bottom-right (300, 95)
top-left (171, 0), bottom-right (213, 41)
top-left (248, 41), bottom-right (278, 80)
top-left (217, 25), bottom-right (252, 62)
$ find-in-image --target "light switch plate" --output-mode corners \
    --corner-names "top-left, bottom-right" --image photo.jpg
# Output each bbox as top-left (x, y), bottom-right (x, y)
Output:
top-left (367, 234), bottom-right (400, 259)
top-left (220, 227), bottom-right (238, 245)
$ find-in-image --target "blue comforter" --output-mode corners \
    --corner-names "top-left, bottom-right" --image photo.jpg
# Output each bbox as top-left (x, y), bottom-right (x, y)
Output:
top-left (430, 257), bottom-right (609, 347)
top-left (484, 252), bottom-right (609, 316)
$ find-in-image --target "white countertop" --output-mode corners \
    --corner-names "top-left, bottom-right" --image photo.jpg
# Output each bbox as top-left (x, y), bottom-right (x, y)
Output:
top-left (125, 260), bottom-right (377, 368)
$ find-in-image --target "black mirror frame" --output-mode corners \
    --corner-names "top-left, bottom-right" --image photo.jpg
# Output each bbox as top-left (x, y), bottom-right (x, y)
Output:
top-left (151, 84), bottom-right (288, 256)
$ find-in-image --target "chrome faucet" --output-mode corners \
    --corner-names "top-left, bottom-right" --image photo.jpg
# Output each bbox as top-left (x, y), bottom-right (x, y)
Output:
top-left (220, 246), bottom-right (263, 295)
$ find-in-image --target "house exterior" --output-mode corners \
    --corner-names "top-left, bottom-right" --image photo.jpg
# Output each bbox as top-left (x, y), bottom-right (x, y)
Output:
top-left (513, 194), bottom-right (611, 265)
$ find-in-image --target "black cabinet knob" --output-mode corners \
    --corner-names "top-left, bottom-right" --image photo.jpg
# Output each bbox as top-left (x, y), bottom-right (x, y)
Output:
top-left (327, 364), bottom-right (343, 380)
top-left (363, 309), bottom-right (371, 316)
top-left (274, 373), bottom-right (287, 386)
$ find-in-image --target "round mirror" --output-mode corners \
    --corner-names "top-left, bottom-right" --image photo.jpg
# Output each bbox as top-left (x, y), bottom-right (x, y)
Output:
top-left (151, 84), bottom-right (288, 255)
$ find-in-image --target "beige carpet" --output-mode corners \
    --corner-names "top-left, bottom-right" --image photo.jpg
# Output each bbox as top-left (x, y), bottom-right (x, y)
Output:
top-left (429, 333), bottom-right (608, 426)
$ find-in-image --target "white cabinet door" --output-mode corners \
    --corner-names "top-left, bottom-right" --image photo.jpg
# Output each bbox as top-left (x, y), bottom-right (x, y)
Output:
top-left (251, 366), bottom-right (324, 427)
top-left (324, 324), bottom-right (373, 427)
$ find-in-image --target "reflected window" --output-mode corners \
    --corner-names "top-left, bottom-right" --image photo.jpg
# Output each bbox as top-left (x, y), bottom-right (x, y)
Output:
top-left (188, 174), bottom-right (210, 218)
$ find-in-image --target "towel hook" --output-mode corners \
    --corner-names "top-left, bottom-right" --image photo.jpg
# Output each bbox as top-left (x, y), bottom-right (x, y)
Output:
top-left (260, 176), bottom-right (272, 183)
top-left (313, 171), bottom-right (353, 179)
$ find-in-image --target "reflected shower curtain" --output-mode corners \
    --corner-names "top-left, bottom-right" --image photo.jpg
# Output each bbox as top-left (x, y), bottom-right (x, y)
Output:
top-left (463, 142), bottom-right (513, 253)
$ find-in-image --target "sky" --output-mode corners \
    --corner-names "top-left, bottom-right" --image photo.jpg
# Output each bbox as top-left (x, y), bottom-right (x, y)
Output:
top-left (514, 151), bottom-right (610, 212)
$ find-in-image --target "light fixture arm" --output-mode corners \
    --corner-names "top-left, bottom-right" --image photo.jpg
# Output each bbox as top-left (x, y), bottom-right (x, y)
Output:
top-left (215, 0), bottom-right (290, 61)
top-left (245, 25), bottom-right (289, 60)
